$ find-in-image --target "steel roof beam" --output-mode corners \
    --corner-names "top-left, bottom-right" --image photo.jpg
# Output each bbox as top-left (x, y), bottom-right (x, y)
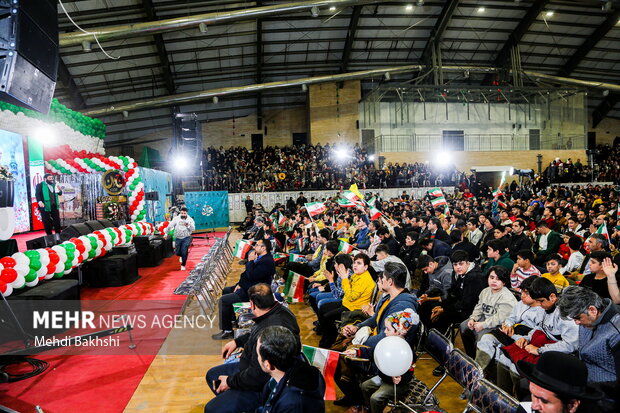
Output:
top-left (142, 0), bottom-right (176, 94)
top-left (420, 0), bottom-right (460, 64)
top-left (558, 8), bottom-right (620, 77)
top-left (340, 5), bottom-right (362, 72)
top-left (592, 93), bottom-right (620, 128)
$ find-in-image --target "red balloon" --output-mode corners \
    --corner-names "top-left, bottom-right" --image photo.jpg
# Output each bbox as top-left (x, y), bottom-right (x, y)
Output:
top-left (46, 263), bottom-right (56, 274)
top-left (0, 257), bottom-right (16, 268)
top-left (0, 268), bottom-right (17, 283)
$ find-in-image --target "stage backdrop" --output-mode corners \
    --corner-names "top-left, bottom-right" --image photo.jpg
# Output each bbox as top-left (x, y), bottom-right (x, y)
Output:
top-left (0, 130), bottom-right (29, 233)
top-left (185, 191), bottom-right (229, 230)
top-left (138, 167), bottom-right (172, 223)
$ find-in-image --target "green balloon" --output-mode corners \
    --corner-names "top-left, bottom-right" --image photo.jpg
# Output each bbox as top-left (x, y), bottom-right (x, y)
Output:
top-left (25, 270), bottom-right (38, 282)
top-left (29, 260), bottom-right (42, 271)
top-left (25, 250), bottom-right (40, 259)
top-left (64, 261), bottom-right (73, 270)
top-left (88, 250), bottom-right (97, 259)
top-left (54, 272), bottom-right (64, 279)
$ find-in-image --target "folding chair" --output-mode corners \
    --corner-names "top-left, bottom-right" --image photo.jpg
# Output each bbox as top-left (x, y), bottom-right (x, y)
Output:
top-left (467, 378), bottom-right (519, 413)
top-left (419, 328), bottom-right (453, 406)
top-left (445, 348), bottom-right (485, 410)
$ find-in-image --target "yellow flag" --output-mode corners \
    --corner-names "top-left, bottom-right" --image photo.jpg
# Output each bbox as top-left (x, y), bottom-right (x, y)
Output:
top-left (349, 184), bottom-right (364, 200)
top-left (316, 219), bottom-right (325, 229)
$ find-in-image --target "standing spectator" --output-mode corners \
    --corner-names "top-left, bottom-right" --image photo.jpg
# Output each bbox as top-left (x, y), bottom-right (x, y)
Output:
top-left (245, 196), bottom-right (254, 214)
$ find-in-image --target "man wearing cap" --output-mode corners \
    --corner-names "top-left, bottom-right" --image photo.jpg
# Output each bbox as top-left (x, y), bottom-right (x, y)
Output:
top-left (35, 173), bottom-right (63, 235)
top-left (516, 351), bottom-right (604, 413)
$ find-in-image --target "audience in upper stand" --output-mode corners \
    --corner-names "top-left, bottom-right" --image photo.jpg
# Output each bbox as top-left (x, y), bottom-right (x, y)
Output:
top-left (207, 155), bottom-right (620, 411)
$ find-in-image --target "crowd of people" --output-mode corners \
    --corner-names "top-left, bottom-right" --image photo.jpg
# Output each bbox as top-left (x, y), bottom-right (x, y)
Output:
top-left (545, 143), bottom-right (620, 184)
top-left (201, 144), bottom-right (462, 192)
top-left (202, 176), bottom-right (620, 413)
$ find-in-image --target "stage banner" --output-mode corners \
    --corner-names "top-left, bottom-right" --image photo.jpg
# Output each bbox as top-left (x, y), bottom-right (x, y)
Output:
top-left (0, 130), bottom-right (30, 233)
top-left (27, 136), bottom-right (45, 230)
top-left (185, 191), bottom-right (229, 230)
top-left (137, 167), bottom-right (172, 223)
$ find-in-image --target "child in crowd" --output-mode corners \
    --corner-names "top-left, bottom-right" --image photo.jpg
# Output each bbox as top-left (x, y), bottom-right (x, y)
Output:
top-left (345, 309), bottom-right (419, 413)
top-left (541, 254), bottom-right (570, 293)
top-left (510, 249), bottom-right (541, 290)
top-left (459, 266), bottom-right (517, 358)
top-left (560, 236), bottom-right (586, 282)
top-left (580, 250), bottom-right (614, 300)
top-left (475, 276), bottom-right (545, 373)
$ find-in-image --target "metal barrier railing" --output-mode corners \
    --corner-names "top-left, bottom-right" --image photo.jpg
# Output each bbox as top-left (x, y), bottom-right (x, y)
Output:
top-left (181, 227), bottom-right (234, 316)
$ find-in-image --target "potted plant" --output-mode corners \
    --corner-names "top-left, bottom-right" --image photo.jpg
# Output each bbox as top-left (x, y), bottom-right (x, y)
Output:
top-left (0, 164), bottom-right (14, 208)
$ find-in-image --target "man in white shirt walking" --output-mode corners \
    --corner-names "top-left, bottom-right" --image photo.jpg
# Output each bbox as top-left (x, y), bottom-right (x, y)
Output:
top-left (166, 207), bottom-right (195, 270)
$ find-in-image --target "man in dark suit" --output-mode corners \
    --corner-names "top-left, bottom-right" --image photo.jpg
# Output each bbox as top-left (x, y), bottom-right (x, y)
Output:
top-left (212, 239), bottom-right (276, 340)
top-left (35, 173), bottom-right (63, 235)
top-left (428, 217), bottom-right (451, 244)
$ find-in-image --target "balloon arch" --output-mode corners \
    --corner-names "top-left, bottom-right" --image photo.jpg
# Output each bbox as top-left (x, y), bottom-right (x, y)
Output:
top-left (0, 152), bottom-right (155, 297)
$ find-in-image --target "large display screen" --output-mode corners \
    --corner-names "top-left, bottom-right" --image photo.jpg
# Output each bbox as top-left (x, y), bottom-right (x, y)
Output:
top-left (0, 130), bottom-right (30, 233)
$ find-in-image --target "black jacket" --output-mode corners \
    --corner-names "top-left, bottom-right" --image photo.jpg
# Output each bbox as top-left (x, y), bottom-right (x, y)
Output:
top-left (443, 264), bottom-right (485, 323)
top-left (35, 182), bottom-right (62, 210)
top-left (430, 228), bottom-right (451, 244)
top-left (452, 239), bottom-right (480, 263)
top-left (229, 304), bottom-right (301, 392)
top-left (398, 244), bottom-right (419, 274)
top-left (384, 236), bottom-right (401, 256)
top-left (508, 233), bottom-right (532, 261)
top-left (257, 359), bottom-right (325, 413)
top-left (238, 253), bottom-right (276, 292)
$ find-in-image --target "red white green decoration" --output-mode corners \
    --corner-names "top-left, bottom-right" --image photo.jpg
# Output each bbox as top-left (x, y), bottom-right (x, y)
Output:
top-left (283, 272), bottom-right (305, 303)
top-left (305, 202), bottom-right (326, 217)
top-left (44, 153), bottom-right (146, 222)
top-left (0, 222), bottom-right (155, 297)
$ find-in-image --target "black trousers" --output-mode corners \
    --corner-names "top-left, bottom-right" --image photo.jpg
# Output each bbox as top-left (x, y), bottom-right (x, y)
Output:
top-left (218, 285), bottom-right (249, 331)
top-left (318, 301), bottom-right (348, 348)
top-left (40, 208), bottom-right (61, 235)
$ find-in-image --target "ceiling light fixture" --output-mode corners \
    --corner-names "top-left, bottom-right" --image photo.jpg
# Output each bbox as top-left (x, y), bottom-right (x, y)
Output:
top-left (329, 6), bottom-right (336, 11)
top-left (477, 7), bottom-right (485, 13)
top-left (406, 4), bottom-right (414, 11)
top-left (82, 41), bottom-right (91, 52)
top-left (545, 11), bottom-right (554, 17)
top-left (199, 23), bottom-right (208, 33)
top-left (311, 6), bottom-right (319, 17)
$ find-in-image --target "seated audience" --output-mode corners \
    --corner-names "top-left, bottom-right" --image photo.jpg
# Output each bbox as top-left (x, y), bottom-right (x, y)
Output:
top-left (541, 254), bottom-right (570, 293)
top-left (510, 249), bottom-right (541, 290)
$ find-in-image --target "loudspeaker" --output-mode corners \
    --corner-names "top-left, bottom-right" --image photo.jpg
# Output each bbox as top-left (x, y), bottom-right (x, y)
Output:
top-left (0, 0), bottom-right (58, 113)
top-left (98, 219), bottom-right (115, 228)
top-left (145, 191), bottom-right (159, 201)
top-left (587, 131), bottom-right (596, 149)
top-left (25, 234), bottom-right (59, 250)
top-left (84, 220), bottom-right (105, 232)
top-left (60, 223), bottom-right (91, 240)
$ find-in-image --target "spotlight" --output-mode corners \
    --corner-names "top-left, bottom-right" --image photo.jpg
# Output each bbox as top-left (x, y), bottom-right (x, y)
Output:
top-left (301, 84), bottom-right (308, 92)
top-left (368, 155), bottom-right (376, 161)
top-left (545, 10), bottom-right (554, 17)
top-left (406, 4), bottom-right (414, 11)
top-left (333, 147), bottom-right (349, 161)
top-left (417, 0), bottom-right (424, 5)
top-left (31, 127), bottom-right (56, 147)
top-left (433, 151), bottom-right (452, 169)
top-left (311, 6), bottom-right (319, 17)
top-left (329, 6), bottom-right (336, 11)
top-left (82, 41), bottom-right (91, 52)
top-left (172, 154), bottom-right (190, 172)
top-left (213, 96), bottom-right (219, 104)
top-left (477, 7), bottom-right (485, 13)
top-left (122, 110), bottom-right (129, 118)
top-left (199, 23), bottom-right (208, 33)
top-left (384, 72), bottom-right (391, 81)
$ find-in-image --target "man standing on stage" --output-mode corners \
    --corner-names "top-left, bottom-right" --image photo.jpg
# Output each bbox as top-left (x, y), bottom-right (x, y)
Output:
top-left (167, 207), bottom-right (195, 270)
top-left (35, 173), bottom-right (63, 235)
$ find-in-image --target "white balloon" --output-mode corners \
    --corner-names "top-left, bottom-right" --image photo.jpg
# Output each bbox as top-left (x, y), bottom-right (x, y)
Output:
top-left (36, 266), bottom-right (47, 277)
top-left (1, 283), bottom-right (13, 297)
top-left (39, 251), bottom-right (50, 267)
top-left (64, 269), bottom-right (72, 275)
top-left (11, 275), bottom-right (25, 289)
top-left (26, 279), bottom-right (39, 288)
top-left (13, 264), bottom-right (29, 276)
top-left (11, 252), bottom-right (29, 267)
top-left (373, 336), bottom-right (413, 377)
top-left (44, 272), bottom-right (54, 280)
top-left (55, 262), bottom-right (64, 273)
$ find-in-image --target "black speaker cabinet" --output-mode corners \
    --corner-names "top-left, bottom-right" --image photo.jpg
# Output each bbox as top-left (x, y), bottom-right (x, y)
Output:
top-left (60, 223), bottom-right (91, 240)
top-left (84, 220), bottom-right (105, 232)
top-left (97, 219), bottom-right (115, 228)
top-left (0, 0), bottom-right (58, 113)
top-left (25, 234), bottom-right (59, 250)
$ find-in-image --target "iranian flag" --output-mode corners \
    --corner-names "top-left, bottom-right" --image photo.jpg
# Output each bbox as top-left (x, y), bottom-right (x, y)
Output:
top-left (369, 206), bottom-right (382, 220)
top-left (339, 240), bottom-right (355, 254)
top-left (278, 212), bottom-right (287, 228)
top-left (289, 253), bottom-right (306, 263)
top-left (233, 302), bottom-right (251, 314)
top-left (428, 187), bottom-right (443, 198)
top-left (305, 202), bottom-right (327, 217)
top-left (342, 190), bottom-right (361, 203)
top-left (302, 345), bottom-right (340, 400)
top-left (337, 198), bottom-right (356, 208)
top-left (493, 188), bottom-right (503, 198)
top-left (297, 238), bottom-right (306, 252)
top-left (594, 223), bottom-right (610, 242)
top-left (366, 196), bottom-right (377, 207)
top-left (431, 196), bottom-right (447, 208)
top-left (233, 239), bottom-right (253, 259)
top-left (273, 252), bottom-right (289, 260)
top-left (283, 272), bottom-right (305, 303)
top-left (497, 200), bottom-right (507, 209)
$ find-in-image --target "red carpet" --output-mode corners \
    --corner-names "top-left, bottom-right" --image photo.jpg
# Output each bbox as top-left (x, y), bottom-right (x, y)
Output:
top-left (0, 233), bottom-right (224, 413)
